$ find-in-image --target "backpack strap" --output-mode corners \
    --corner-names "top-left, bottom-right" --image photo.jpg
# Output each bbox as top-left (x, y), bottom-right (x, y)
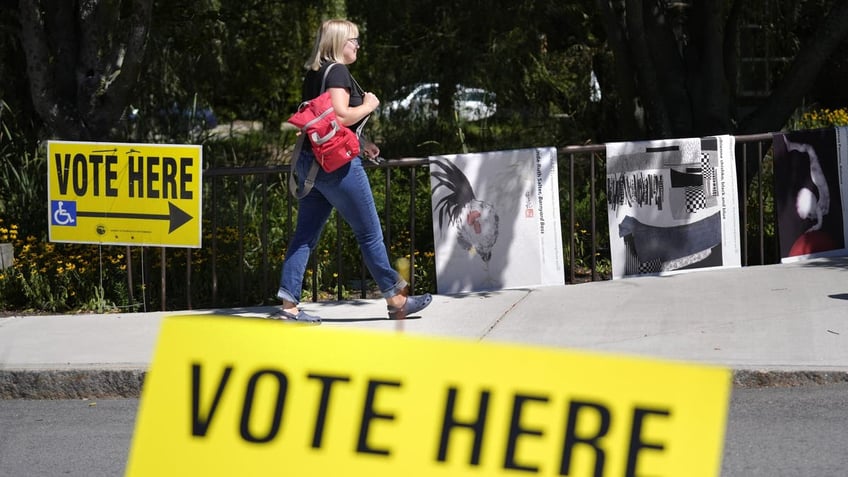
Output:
top-left (288, 63), bottom-right (338, 199)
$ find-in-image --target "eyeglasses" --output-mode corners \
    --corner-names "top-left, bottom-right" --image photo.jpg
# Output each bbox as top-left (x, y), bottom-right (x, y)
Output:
top-left (347, 37), bottom-right (360, 47)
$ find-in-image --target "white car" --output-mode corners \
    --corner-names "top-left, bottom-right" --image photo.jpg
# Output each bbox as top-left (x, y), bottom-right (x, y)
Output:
top-left (383, 83), bottom-right (496, 121)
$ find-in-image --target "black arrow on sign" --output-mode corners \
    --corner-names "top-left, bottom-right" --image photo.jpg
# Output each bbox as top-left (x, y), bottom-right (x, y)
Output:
top-left (77, 202), bottom-right (193, 233)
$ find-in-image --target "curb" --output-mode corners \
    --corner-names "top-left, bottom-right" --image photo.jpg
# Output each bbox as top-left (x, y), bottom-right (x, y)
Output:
top-left (732, 369), bottom-right (848, 388)
top-left (0, 369), bottom-right (146, 399)
top-left (3, 369), bottom-right (848, 399)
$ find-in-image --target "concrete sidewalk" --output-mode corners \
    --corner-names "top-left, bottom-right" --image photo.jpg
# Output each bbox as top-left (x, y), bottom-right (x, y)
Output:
top-left (1, 256), bottom-right (847, 398)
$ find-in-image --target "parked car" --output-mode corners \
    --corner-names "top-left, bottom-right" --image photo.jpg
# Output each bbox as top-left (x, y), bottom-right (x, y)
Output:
top-left (382, 83), bottom-right (496, 122)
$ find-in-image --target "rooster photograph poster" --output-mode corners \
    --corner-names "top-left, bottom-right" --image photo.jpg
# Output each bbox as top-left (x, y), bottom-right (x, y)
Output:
top-left (428, 148), bottom-right (565, 294)
top-left (772, 127), bottom-right (848, 263)
top-left (605, 135), bottom-right (742, 279)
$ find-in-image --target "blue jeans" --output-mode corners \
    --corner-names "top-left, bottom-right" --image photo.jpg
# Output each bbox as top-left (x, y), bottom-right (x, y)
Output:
top-left (277, 151), bottom-right (407, 305)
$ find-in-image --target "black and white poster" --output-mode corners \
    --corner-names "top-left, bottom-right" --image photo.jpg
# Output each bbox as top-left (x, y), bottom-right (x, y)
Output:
top-left (772, 127), bottom-right (848, 262)
top-left (429, 148), bottom-right (564, 294)
top-left (605, 135), bottom-right (741, 279)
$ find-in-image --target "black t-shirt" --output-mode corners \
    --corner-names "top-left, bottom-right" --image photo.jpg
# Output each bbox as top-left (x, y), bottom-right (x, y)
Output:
top-left (302, 62), bottom-right (366, 133)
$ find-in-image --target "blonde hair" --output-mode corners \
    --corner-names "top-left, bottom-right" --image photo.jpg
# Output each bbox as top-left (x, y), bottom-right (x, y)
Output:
top-left (304, 19), bottom-right (359, 71)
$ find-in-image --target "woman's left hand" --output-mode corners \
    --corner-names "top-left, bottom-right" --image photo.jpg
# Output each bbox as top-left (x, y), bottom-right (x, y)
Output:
top-left (362, 140), bottom-right (381, 162)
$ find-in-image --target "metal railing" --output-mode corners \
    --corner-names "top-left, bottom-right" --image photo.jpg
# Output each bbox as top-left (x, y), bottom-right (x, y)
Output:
top-left (135, 133), bottom-right (777, 311)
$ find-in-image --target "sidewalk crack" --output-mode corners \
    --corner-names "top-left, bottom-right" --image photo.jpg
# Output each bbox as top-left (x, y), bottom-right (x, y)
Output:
top-left (478, 290), bottom-right (533, 341)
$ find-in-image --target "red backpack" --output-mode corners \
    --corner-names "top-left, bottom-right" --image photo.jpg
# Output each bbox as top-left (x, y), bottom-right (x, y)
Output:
top-left (287, 64), bottom-right (361, 197)
top-left (287, 64), bottom-right (361, 198)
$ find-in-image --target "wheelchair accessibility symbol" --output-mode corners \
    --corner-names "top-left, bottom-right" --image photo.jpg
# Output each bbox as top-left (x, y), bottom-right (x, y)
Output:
top-left (51, 200), bottom-right (78, 226)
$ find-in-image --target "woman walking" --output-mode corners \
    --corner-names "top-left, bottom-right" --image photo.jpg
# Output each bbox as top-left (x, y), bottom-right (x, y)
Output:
top-left (274, 19), bottom-right (432, 324)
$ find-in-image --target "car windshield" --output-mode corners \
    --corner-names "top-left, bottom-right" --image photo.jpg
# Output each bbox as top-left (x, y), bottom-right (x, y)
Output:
top-left (414, 85), bottom-right (437, 99)
top-left (392, 85), bottom-right (416, 98)
top-left (457, 90), bottom-right (488, 102)
top-left (391, 84), bottom-right (436, 101)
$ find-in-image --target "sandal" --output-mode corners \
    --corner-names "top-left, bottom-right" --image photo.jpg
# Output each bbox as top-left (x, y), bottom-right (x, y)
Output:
top-left (269, 308), bottom-right (322, 324)
top-left (387, 293), bottom-right (432, 320)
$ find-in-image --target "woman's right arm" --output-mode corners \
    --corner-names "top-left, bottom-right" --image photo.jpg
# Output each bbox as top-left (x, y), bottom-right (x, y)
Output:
top-left (328, 87), bottom-right (379, 126)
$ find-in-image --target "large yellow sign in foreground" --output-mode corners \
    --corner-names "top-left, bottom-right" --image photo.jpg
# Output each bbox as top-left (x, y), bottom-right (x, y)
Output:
top-left (127, 316), bottom-right (730, 476)
top-left (47, 140), bottom-right (202, 247)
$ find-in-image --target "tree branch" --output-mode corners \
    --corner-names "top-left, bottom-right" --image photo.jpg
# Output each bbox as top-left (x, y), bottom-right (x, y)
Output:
top-left (643, 3), bottom-right (691, 135)
top-left (688, 0), bottom-right (730, 134)
top-left (596, 0), bottom-right (642, 139)
top-left (44, 0), bottom-right (78, 101)
top-left (78, 0), bottom-right (153, 139)
top-left (740, 0), bottom-right (848, 133)
top-left (723, 0), bottom-right (743, 126)
top-left (18, 0), bottom-right (59, 129)
top-left (624, 0), bottom-right (672, 137)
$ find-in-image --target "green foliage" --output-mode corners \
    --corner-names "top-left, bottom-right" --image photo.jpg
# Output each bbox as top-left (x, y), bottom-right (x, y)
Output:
top-left (560, 152), bottom-right (612, 281)
top-left (790, 107), bottom-right (848, 130)
top-left (372, 165), bottom-right (439, 292)
top-left (741, 152), bottom-right (778, 266)
top-left (353, 0), bottom-right (606, 152)
top-left (130, 0), bottom-right (333, 135)
top-left (0, 228), bottom-right (128, 313)
top-left (0, 101), bottom-right (46, 240)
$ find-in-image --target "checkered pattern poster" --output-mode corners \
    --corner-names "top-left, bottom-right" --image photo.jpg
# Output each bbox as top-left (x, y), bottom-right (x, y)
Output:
top-left (605, 136), bottom-right (742, 279)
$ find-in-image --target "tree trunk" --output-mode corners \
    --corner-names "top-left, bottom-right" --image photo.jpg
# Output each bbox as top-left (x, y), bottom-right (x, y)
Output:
top-left (18, 0), bottom-right (153, 141)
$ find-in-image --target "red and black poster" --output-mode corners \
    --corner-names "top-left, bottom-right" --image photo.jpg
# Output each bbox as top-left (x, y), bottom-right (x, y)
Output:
top-left (772, 127), bottom-right (848, 262)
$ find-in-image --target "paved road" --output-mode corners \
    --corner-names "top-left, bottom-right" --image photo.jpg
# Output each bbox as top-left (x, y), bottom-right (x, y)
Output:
top-left (2, 383), bottom-right (847, 476)
top-left (723, 382), bottom-right (848, 476)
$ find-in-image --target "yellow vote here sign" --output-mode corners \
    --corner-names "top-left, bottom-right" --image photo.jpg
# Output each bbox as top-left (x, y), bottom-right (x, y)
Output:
top-left (47, 140), bottom-right (202, 247)
top-left (127, 316), bottom-right (730, 477)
